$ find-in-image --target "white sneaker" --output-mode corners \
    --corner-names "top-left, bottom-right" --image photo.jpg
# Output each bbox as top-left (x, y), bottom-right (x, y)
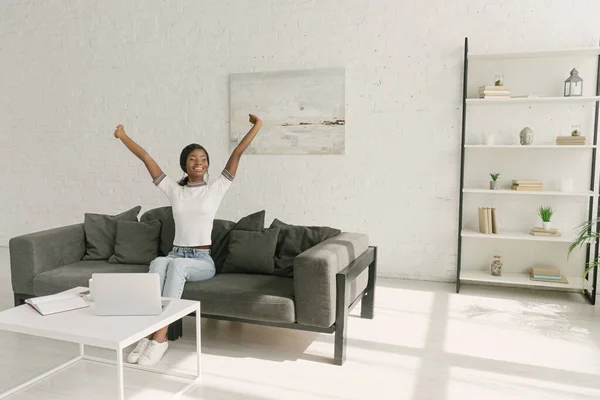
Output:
top-left (126, 338), bottom-right (150, 364)
top-left (137, 340), bottom-right (169, 367)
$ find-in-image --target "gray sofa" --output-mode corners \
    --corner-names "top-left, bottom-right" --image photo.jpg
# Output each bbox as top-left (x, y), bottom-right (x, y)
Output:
top-left (9, 206), bottom-right (377, 365)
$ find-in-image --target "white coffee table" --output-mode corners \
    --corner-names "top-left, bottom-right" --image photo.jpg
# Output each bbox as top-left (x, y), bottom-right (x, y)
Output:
top-left (0, 287), bottom-right (201, 400)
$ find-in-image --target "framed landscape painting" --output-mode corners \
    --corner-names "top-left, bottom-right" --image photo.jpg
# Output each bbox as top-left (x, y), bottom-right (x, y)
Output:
top-left (230, 68), bottom-right (346, 155)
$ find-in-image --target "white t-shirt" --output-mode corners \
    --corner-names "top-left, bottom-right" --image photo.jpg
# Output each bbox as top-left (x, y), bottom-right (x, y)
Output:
top-left (153, 169), bottom-right (234, 247)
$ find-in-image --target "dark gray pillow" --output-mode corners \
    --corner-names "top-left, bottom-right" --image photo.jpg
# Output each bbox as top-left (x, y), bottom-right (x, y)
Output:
top-left (270, 219), bottom-right (341, 277)
top-left (211, 210), bottom-right (266, 274)
top-left (222, 228), bottom-right (279, 274)
top-left (83, 206), bottom-right (142, 260)
top-left (140, 206), bottom-right (175, 256)
top-left (108, 220), bottom-right (162, 264)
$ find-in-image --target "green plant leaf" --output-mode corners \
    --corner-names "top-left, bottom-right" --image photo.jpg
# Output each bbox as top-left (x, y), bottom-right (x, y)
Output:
top-left (538, 205), bottom-right (553, 222)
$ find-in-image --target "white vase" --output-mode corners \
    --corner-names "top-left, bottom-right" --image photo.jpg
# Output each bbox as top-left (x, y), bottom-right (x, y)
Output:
top-left (542, 221), bottom-right (551, 231)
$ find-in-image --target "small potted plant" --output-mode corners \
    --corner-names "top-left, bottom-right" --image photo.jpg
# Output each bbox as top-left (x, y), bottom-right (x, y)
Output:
top-left (538, 205), bottom-right (554, 231)
top-left (571, 124), bottom-right (581, 137)
top-left (489, 173), bottom-right (500, 190)
top-left (494, 74), bottom-right (503, 86)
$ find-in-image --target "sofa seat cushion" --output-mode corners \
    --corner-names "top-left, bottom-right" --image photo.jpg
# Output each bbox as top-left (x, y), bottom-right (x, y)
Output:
top-left (32, 261), bottom-right (149, 296)
top-left (182, 274), bottom-right (295, 324)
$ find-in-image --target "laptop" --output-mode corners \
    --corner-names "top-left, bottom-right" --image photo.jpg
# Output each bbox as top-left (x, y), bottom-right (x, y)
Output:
top-left (91, 273), bottom-right (166, 316)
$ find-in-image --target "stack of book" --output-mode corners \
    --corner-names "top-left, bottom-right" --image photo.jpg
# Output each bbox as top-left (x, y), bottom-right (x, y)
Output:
top-left (511, 179), bottom-right (543, 191)
top-left (478, 85), bottom-right (510, 99)
top-left (478, 207), bottom-right (497, 234)
top-left (530, 266), bottom-right (568, 284)
top-left (556, 135), bottom-right (588, 145)
top-left (529, 226), bottom-right (561, 237)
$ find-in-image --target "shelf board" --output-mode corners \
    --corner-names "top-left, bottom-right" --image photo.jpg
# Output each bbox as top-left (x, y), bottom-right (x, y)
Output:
top-left (466, 96), bottom-right (600, 105)
top-left (462, 188), bottom-right (596, 197)
top-left (468, 47), bottom-right (600, 61)
top-left (465, 144), bottom-right (596, 149)
top-left (461, 229), bottom-right (574, 243)
top-left (460, 270), bottom-right (590, 292)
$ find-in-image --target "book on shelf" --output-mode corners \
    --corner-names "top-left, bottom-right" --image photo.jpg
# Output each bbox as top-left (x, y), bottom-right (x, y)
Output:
top-left (478, 86), bottom-right (511, 99)
top-left (478, 207), bottom-right (487, 233)
top-left (479, 86), bottom-right (511, 91)
top-left (511, 179), bottom-right (543, 191)
top-left (529, 266), bottom-right (568, 284)
top-left (512, 185), bottom-right (543, 191)
top-left (512, 179), bottom-right (543, 185)
top-left (479, 91), bottom-right (510, 97)
top-left (25, 288), bottom-right (89, 316)
top-left (529, 227), bottom-right (561, 237)
top-left (556, 136), bottom-right (588, 145)
top-left (478, 207), bottom-right (497, 234)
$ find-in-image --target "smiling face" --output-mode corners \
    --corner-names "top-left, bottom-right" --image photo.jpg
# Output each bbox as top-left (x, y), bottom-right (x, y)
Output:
top-left (186, 149), bottom-right (209, 181)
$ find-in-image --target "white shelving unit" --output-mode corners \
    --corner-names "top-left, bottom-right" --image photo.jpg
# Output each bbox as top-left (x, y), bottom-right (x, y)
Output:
top-left (457, 38), bottom-right (600, 303)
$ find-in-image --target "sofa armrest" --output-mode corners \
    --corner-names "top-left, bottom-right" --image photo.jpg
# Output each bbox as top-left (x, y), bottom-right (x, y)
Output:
top-left (293, 232), bottom-right (369, 327)
top-left (9, 224), bottom-right (86, 295)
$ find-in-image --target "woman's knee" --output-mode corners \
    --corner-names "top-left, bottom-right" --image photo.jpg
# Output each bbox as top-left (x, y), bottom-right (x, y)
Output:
top-left (149, 256), bottom-right (171, 273)
top-left (166, 258), bottom-right (188, 276)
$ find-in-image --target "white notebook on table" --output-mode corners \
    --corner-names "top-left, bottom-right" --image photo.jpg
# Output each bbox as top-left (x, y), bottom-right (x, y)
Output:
top-left (25, 289), bottom-right (89, 316)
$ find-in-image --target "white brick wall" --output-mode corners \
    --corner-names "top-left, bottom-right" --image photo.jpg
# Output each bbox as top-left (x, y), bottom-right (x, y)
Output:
top-left (1, 0), bottom-right (600, 281)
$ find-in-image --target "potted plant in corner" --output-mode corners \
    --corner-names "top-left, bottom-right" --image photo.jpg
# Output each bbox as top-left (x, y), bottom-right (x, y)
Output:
top-left (568, 217), bottom-right (599, 290)
top-left (489, 173), bottom-right (500, 190)
top-left (538, 205), bottom-right (553, 231)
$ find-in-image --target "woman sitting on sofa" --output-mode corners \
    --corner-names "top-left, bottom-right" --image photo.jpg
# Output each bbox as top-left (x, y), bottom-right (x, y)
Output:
top-left (113, 114), bottom-right (263, 366)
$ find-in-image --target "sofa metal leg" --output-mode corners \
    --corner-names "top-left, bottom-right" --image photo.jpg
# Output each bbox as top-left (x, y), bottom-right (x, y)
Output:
top-left (167, 318), bottom-right (183, 341)
top-left (334, 273), bottom-right (348, 366)
top-left (360, 246), bottom-right (377, 320)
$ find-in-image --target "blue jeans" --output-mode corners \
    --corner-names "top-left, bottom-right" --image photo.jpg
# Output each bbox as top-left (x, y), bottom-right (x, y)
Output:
top-left (148, 246), bottom-right (216, 299)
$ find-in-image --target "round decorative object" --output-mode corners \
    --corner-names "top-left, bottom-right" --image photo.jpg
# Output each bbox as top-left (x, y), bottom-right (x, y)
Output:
top-left (491, 256), bottom-right (502, 276)
top-left (519, 127), bottom-right (534, 145)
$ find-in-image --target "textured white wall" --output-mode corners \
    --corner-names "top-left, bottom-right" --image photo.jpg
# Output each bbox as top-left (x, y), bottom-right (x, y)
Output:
top-left (1, 0), bottom-right (600, 280)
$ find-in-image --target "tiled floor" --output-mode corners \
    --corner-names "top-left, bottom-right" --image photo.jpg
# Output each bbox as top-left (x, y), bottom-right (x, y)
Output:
top-left (0, 246), bottom-right (599, 399)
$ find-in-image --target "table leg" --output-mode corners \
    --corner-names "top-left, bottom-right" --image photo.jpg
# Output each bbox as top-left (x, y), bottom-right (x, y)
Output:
top-left (196, 304), bottom-right (201, 379)
top-left (117, 348), bottom-right (124, 400)
top-left (79, 343), bottom-right (84, 357)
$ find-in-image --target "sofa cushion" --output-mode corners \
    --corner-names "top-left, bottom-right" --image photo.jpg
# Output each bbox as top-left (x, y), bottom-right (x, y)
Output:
top-left (270, 219), bottom-right (341, 277)
top-left (210, 210), bottom-right (266, 274)
top-left (182, 274), bottom-right (295, 324)
top-left (222, 228), bottom-right (279, 275)
top-left (140, 208), bottom-right (265, 268)
top-left (108, 220), bottom-right (162, 265)
top-left (140, 207), bottom-right (175, 256)
top-left (32, 261), bottom-right (149, 296)
top-left (83, 206), bottom-right (142, 260)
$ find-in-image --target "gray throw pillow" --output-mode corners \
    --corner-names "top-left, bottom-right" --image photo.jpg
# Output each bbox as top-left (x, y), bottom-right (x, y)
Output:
top-left (108, 220), bottom-right (162, 264)
top-left (211, 210), bottom-right (266, 274)
top-left (222, 228), bottom-right (279, 274)
top-left (269, 219), bottom-right (341, 277)
top-left (140, 206), bottom-right (175, 256)
top-left (82, 206), bottom-right (142, 260)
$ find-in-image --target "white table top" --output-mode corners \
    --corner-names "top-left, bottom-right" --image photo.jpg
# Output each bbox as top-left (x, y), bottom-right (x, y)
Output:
top-left (0, 287), bottom-right (199, 349)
